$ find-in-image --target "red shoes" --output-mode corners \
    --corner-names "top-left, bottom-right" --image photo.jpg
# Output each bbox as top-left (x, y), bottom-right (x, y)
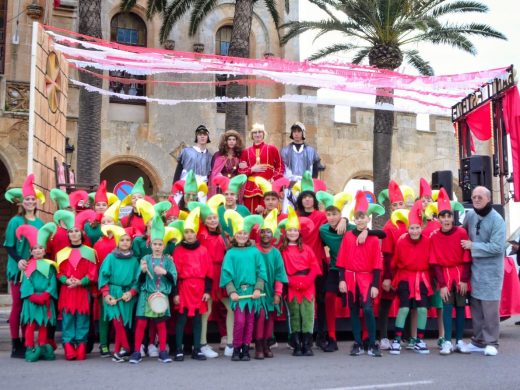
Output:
top-left (76, 343), bottom-right (86, 360)
top-left (64, 343), bottom-right (76, 360)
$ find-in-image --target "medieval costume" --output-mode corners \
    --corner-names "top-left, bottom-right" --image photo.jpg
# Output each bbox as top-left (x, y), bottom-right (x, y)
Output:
top-left (213, 174), bottom-right (250, 238)
top-left (173, 125), bottom-right (213, 183)
top-left (281, 122), bottom-right (321, 180)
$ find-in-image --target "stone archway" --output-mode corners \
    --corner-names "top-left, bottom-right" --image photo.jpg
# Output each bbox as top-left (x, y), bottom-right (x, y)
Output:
top-left (0, 159), bottom-right (17, 292)
top-left (100, 155), bottom-right (162, 198)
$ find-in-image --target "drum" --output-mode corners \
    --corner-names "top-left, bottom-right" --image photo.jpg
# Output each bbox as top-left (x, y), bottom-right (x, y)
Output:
top-left (147, 292), bottom-right (169, 314)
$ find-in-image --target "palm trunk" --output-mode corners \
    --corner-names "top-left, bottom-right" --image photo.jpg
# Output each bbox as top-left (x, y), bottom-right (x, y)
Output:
top-left (372, 90), bottom-right (394, 228)
top-left (225, 0), bottom-right (254, 138)
top-left (76, 0), bottom-right (102, 187)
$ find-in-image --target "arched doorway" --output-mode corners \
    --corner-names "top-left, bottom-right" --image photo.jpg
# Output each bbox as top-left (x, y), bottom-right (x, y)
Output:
top-left (100, 162), bottom-right (155, 197)
top-left (0, 160), bottom-right (17, 292)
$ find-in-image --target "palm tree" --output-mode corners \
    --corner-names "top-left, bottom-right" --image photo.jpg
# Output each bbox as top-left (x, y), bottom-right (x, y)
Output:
top-left (77, 0), bottom-right (103, 187)
top-left (120, 0), bottom-right (288, 136)
top-left (280, 0), bottom-right (505, 225)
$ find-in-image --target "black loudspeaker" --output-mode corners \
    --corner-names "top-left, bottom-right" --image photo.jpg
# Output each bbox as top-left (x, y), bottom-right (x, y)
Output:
top-left (459, 155), bottom-right (492, 202)
top-left (432, 171), bottom-right (453, 200)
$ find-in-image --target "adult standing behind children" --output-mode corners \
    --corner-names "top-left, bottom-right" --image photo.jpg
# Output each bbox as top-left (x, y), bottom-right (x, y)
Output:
top-left (461, 186), bottom-right (506, 356)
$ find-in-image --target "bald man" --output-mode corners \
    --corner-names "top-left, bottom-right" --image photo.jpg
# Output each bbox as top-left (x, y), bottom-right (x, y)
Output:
top-left (460, 186), bottom-right (506, 356)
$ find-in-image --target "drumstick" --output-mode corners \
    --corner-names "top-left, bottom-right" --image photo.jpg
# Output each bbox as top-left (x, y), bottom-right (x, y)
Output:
top-left (238, 293), bottom-right (266, 300)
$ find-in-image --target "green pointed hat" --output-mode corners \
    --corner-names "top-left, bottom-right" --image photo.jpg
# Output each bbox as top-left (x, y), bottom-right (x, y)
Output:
top-left (154, 201), bottom-right (172, 217)
top-left (316, 191), bottom-right (353, 211)
top-left (38, 222), bottom-right (57, 247)
top-left (224, 209), bottom-right (263, 236)
top-left (150, 214), bottom-right (165, 242)
top-left (184, 171), bottom-right (198, 194)
top-left (300, 171), bottom-right (314, 192)
top-left (50, 188), bottom-right (70, 210)
top-left (53, 210), bottom-right (75, 230)
top-left (130, 177), bottom-right (145, 196)
top-left (229, 174), bottom-right (247, 194)
top-left (188, 194), bottom-right (225, 221)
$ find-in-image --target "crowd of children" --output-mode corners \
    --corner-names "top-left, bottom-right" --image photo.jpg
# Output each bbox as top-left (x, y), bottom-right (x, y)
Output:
top-left (4, 169), bottom-right (477, 363)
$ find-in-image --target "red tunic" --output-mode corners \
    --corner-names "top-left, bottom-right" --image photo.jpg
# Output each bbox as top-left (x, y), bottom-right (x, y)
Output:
top-left (120, 213), bottom-right (146, 237)
top-left (391, 234), bottom-right (433, 299)
top-left (48, 226), bottom-right (71, 260)
top-left (299, 210), bottom-right (327, 268)
top-left (337, 232), bottom-right (382, 302)
top-left (429, 227), bottom-right (471, 291)
top-left (239, 142), bottom-right (284, 212)
top-left (281, 244), bottom-right (321, 304)
top-left (57, 247), bottom-right (98, 315)
top-left (198, 226), bottom-right (227, 301)
top-left (173, 244), bottom-right (213, 316)
top-left (94, 236), bottom-right (117, 265)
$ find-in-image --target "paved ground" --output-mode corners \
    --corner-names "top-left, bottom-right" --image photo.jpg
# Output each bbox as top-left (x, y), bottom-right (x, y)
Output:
top-left (1, 307), bottom-right (519, 390)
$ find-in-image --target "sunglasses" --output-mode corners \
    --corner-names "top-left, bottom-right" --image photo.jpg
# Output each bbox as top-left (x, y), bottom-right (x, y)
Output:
top-left (476, 220), bottom-right (482, 236)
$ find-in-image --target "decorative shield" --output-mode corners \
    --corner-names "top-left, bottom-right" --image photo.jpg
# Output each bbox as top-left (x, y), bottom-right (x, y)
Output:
top-left (45, 51), bottom-right (61, 113)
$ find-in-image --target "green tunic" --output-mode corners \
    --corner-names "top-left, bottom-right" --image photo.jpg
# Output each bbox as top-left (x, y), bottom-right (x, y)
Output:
top-left (3, 215), bottom-right (44, 281)
top-left (219, 246), bottom-right (267, 311)
top-left (98, 251), bottom-right (140, 326)
top-left (319, 222), bottom-right (355, 270)
top-left (84, 222), bottom-right (103, 246)
top-left (135, 254), bottom-right (177, 318)
top-left (20, 260), bottom-right (58, 326)
top-left (218, 205), bottom-right (250, 238)
top-left (257, 246), bottom-right (288, 315)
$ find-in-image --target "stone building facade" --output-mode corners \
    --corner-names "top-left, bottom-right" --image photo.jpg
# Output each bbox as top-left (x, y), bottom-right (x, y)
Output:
top-left (0, 0), bottom-right (508, 292)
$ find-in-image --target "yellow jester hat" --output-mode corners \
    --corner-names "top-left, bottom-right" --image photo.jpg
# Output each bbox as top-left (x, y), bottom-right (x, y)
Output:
top-left (224, 209), bottom-right (263, 236)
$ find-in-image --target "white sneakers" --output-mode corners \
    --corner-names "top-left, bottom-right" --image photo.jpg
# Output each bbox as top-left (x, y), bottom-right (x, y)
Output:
top-left (440, 340), bottom-right (453, 355)
top-left (484, 345), bottom-right (498, 356)
top-left (201, 344), bottom-right (219, 358)
top-left (379, 338), bottom-right (391, 351)
top-left (460, 342), bottom-right (485, 354)
top-left (389, 340), bottom-right (402, 355)
top-left (148, 343), bottom-right (159, 358)
top-left (454, 340), bottom-right (465, 353)
top-left (224, 345), bottom-right (234, 357)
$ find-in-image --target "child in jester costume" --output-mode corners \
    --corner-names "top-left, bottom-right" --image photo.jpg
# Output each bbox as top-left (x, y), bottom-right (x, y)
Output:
top-left (85, 180), bottom-right (119, 246)
top-left (4, 174), bottom-right (46, 358)
top-left (213, 174), bottom-right (250, 239)
top-left (187, 194), bottom-right (227, 358)
top-left (219, 210), bottom-right (266, 361)
top-left (54, 209), bottom-right (98, 361)
top-left (428, 188), bottom-right (470, 355)
top-left (389, 200), bottom-right (433, 355)
top-left (171, 207), bottom-right (213, 361)
top-left (337, 191), bottom-right (385, 357)
top-left (253, 176), bottom-right (291, 217)
top-left (120, 177), bottom-right (148, 236)
top-left (16, 222), bottom-right (58, 362)
top-left (98, 225), bottom-right (141, 363)
top-left (377, 180), bottom-right (415, 350)
top-left (279, 206), bottom-right (321, 357)
top-left (129, 215), bottom-right (178, 364)
top-left (254, 208), bottom-right (288, 359)
top-left (172, 170), bottom-right (209, 211)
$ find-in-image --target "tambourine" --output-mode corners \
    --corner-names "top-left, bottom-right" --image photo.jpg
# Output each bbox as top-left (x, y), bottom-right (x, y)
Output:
top-left (148, 292), bottom-right (169, 314)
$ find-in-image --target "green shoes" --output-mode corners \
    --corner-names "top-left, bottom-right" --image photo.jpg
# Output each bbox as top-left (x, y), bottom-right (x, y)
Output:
top-left (25, 346), bottom-right (41, 362)
top-left (40, 344), bottom-right (56, 361)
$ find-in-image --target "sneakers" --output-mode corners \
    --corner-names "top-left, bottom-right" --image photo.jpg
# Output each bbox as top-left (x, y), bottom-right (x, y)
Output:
top-left (413, 339), bottom-right (430, 354)
top-left (350, 342), bottom-right (364, 356)
top-left (191, 348), bottom-right (207, 361)
top-left (100, 344), bottom-right (111, 358)
top-left (484, 345), bottom-right (498, 356)
top-left (140, 344), bottom-right (146, 356)
top-left (148, 343), bottom-right (159, 358)
top-left (219, 336), bottom-right (228, 350)
top-left (129, 351), bottom-right (142, 364)
top-left (158, 350), bottom-right (172, 363)
top-left (440, 340), bottom-right (453, 355)
top-left (173, 349), bottom-right (184, 362)
top-left (460, 342), bottom-right (485, 354)
top-left (405, 338), bottom-right (416, 350)
top-left (368, 344), bottom-right (382, 357)
top-left (224, 345), bottom-right (234, 357)
top-left (454, 340), bottom-right (465, 353)
top-left (322, 339), bottom-right (338, 352)
top-left (201, 344), bottom-right (218, 358)
top-left (389, 340), bottom-right (402, 355)
top-left (437, 337), bottom-right (445, 349)
top-left (379, 338), bottom-right (391, 351)
top-left (112, 348), bottom-right (129, 363)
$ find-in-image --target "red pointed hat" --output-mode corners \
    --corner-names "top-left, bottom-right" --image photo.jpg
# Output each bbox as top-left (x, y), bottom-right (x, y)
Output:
top-left (16, 225), bottom-right (38, 248)
top-left (212, 176), bottom-right (230, 193)
top-left (165, 196), bottom-right (181, 219)
top-left (22, 174), bottom-right (37, 198)
top-left (408, 200), bottom-right (423, 226)
top-left (172, 180), bottom-right (185, 195)
top-left (354, 190), bottom-right (369, 214)
top-left (69, 190), bottom-right (90, 210)
top-left (94, 180), bottom-right (108, 204)
top-left (313, 179), bottom-right (327, 193)
top-left (437, 187), bottom-right (451, 213)
top-left (419, 178), bottom-right (432, 199)
top-left (272, 177), bottom-right (290, 194)
top-left (388, 180), bottom-right (404, 203)
top-left (75, 209), bottom-right (98, 230)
